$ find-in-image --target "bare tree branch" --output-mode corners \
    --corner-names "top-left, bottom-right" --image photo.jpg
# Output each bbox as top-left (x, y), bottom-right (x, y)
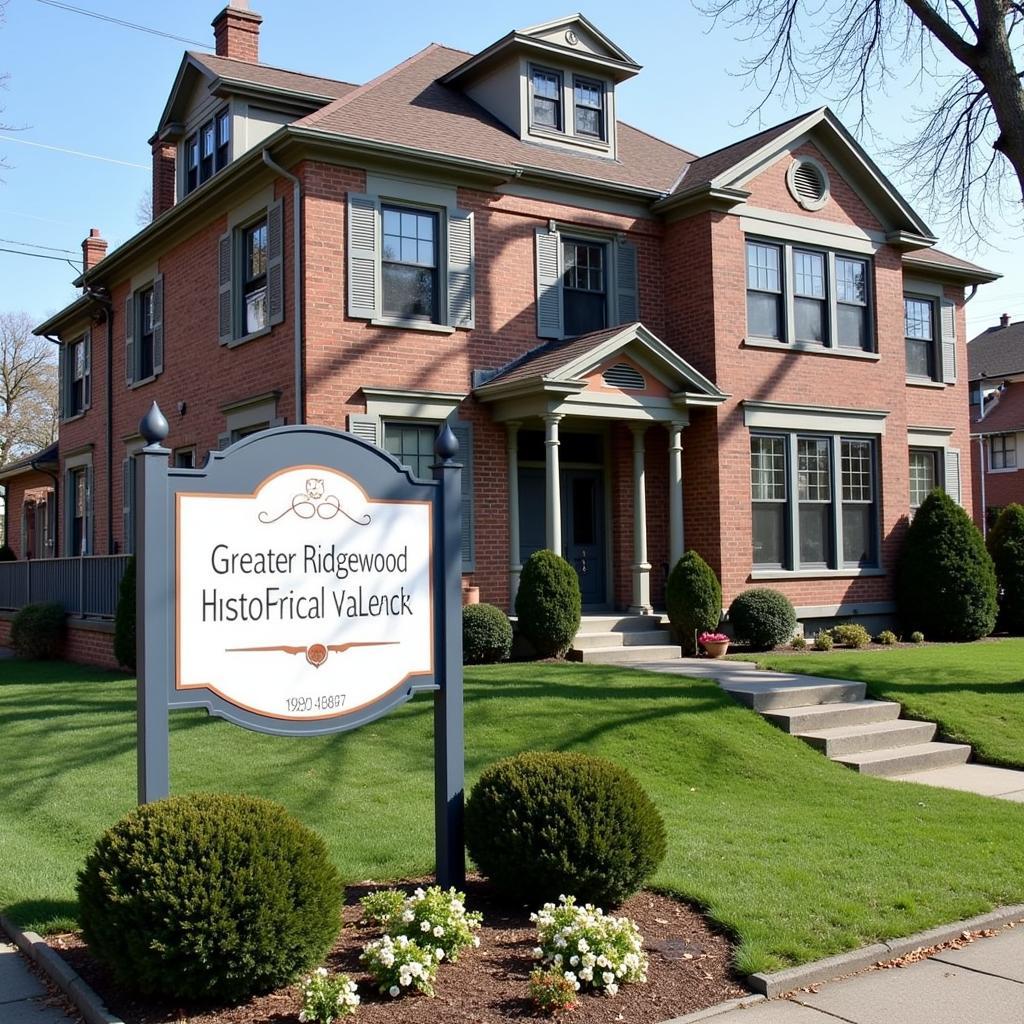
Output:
top-left (0, 312), bottom-right (58, 470)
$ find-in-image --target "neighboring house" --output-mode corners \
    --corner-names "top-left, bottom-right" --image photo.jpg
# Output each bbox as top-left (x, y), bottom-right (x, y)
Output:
top-left (968, 314), bottom-right (1024, 530)
top-left (1, 3), bottom-right (998, 665)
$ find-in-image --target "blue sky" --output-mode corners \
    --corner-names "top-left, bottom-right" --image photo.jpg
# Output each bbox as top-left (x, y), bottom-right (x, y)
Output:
top-left (2, 0), bottom-right (1021, 336)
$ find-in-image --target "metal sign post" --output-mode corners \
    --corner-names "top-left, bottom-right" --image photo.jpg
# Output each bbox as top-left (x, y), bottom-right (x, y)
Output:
top-left (134, 402), bottom-right (465, 887)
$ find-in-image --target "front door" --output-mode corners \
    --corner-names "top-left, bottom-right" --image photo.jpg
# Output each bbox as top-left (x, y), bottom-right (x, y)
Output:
top-left (518, 466), bottom-right (607, 608)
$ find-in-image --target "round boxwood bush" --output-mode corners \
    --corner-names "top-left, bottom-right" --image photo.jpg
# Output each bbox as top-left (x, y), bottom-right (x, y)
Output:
top-left (10, 602), bottom-right (65, 659)
top-left (77, 793), bottom-right (343, 1003)
top-left (114, 556), bottom-right (136, 671)
top-left (988, 503), bottom-right (1024, 634)
top-left (666, 550), bottom-right (722, 655)
top-left (465, 751), bottom-right (666, 907)
top-left (0, 543), bottom-right (16, 562)
top-left (727, 588), bottom-right (796, 650)
top-left (515, 550), bottom-right (581, 658)
top-left (463, 602), bottom-right (512, 664)
top-left (897, 489), bottom-right (996, 641)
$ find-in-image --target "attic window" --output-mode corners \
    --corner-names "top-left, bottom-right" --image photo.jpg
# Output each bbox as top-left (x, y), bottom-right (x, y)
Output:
top-left (786, 158), bottom-right (830, 211)
top-left (602, 363), bottom-right (645, 390)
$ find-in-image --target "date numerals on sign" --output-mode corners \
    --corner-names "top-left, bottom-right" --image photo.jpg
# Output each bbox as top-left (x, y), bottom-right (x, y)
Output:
top-left (285, 694), bottom-right (346, 714)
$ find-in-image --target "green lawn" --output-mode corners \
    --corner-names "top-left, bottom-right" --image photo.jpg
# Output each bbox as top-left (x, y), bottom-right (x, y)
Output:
top-left (738, 639), bottom-right (1024, 770)
top-left (2, 659), bottom-right (1023, 975)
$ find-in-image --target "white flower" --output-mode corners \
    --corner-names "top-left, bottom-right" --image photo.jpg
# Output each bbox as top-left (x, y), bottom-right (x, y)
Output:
top-left (389, 985), bottom-right (400, 998)
top-left (603, 971), bottom-right (615, 985)
top-left (436, 948), bottom-right (445, 960)
top-left (316, 966), bottom-right (329, 977)
top-left (420, 920), bottom-right (432, 932)
top-left (577, 939), bottom-right (589, 953)
top-left (532, 947), bottom-right (543, 959)
top-left (564, 971), bottom-right (577, 984)
top-left (473, 936), bottom-right (480, 947)
top-left (569, 955), bottom-right (579, 967)
top-left (579, 967), bottom-right (593, 982)
top-left (607, 982), bottom-right (619, 997)
top-left (554, 935), bottom-right (567, 949)
top-left (298, 1012), bottom-right (308, 1023)
top-left (433, 925), bottom-right (444, 937)
top-left (401, 909), bottom-right (415, 923)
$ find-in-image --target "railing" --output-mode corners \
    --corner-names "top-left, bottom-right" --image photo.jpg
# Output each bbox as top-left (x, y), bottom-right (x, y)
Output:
top-left (0, 555), bottom-right (131, 619)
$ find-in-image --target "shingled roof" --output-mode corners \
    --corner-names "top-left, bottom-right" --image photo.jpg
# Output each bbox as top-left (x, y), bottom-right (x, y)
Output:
top-left (188, 51), bottom-right (357, 101)
top-left (904, 247), bottom-right (999, 281)
top-left (968, 319), bottom-right (1024, 380)
top-left (972, 380), bottom-right (1024, 433)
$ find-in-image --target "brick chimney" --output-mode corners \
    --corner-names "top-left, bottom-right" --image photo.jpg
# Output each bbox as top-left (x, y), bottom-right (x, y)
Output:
top-left (82, 228), bottom-right (107, 273)
top-left (212, 1), bottom-right (262, 62)
top-left (151, 139), bottom-right (176, 219)
top-left (1000, 313), bottom-right (1011, 328)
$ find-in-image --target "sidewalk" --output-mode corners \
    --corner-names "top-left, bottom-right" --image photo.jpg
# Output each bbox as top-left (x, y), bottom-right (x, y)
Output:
top-left (0, 941), bottom-right (77, 1024)
top-left (693, 924), bottom-right (1023, 1023)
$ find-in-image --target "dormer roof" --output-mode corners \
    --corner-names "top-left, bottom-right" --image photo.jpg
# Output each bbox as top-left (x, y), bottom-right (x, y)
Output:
top-left (440, 13), bottom-right (641, 87)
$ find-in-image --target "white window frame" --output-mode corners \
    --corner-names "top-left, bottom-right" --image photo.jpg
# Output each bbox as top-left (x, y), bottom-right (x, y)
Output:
top-left (909, 446), bottom-right (943, 512)
top-left (904, 293), bottom-right (939, 382)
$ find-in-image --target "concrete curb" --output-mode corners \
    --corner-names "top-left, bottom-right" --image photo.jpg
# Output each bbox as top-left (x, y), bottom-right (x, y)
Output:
top-left (660, 993), bottom-right (766, 1022)
top-left (747, 904), bottom-right (1024, 998)
top-left (0, 914), bottom-right (124, 1024)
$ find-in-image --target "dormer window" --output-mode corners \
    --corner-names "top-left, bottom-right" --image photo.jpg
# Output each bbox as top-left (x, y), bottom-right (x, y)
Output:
top-left (531, 67), bottom-right (562, 130)
top-left (183, 104), bottom-right (231, 196)
top-left (573, 77), bottom-right (604, 139)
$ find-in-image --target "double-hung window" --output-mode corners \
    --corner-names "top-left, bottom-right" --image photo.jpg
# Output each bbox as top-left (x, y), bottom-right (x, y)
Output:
top-left (573, 77), bottom-right (604, 139)
top-left (382, 206), bottom-right (439, 322)
top-left (991, 433), bottom-right (1018, 470)
top-left (70, 338), bottom-right (86, 414)
top-left (750, 433), bottom-right (878, 571)
top-left (383, 421), bottom-right (438, 479)
top-left (59, 331), bottom-right (91, 421)
top-left (242, 218), bottom-right (269, 335)
top-left (218, 200), bottom-right (284, 345)
top-left (531, 67), bottom-right (562, 131)
top-left (184, 106), bottom-right (230, 196)
top-left (216, 109), bottom-right (230, 169)
top-left (138, 286), bottom-right (155, 380)
top-left (562, 238), bottom-right (607, 336)
top-left (909, 448), bottom-right (940, 511)
top-left (125, 277), bottom-right (164, 385)
top-left (904, 296), bottom-right (936, 379)
top-left (746, 240), bottom-right (873, 351)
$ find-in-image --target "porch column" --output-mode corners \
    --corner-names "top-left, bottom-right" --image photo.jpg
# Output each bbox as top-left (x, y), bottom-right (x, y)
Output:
top-left (543, 413), bottom-right (563, 554)
top-left (506, 421), bottom-right (522, 607)
top-left (667, 420), bottom-right (685, 567)
top-left (630, 424), bottom-right (652, 614)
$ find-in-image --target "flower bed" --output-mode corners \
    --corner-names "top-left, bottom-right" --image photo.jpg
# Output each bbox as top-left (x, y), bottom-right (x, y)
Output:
top-left (47, 878), bottom-right (748, 1024)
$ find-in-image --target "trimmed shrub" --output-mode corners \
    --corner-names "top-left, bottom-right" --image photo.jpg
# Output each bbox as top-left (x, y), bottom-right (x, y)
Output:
top-left (831, 623), bottom-right (870, 649)
top-left (515, 550), bottom-right (581, 658)
top-left (791, 634), bottom-right (808, 650)
top-left (910, 630), bottom-right (925, 644)
top-left (813, 630), bottom-right (834, 651)
top-left (10, 602), bottom-right (65, 659)
top-left (988, 503), bottom-right (1024, 634)
top-left (114, 556), bottom-right (136, 671)
top-left (665, 551), bottom-right (722, 655)
top-left (77, 793), bottom-right (343, 1003)
top-left (465, 751), bottom-right (666, 907)
top-left (897, 489), bottom-right (997, 641)
top-left (875, 630), bottom-right (898, 646)
top-left (727, 589), bottom-right (797, 650)
top-left (463, 602), bottom-right (512, 664)
top-left (0, 543), bottom-right (16, 561)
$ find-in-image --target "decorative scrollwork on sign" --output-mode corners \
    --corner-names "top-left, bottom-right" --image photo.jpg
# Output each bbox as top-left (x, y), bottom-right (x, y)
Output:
top-left (225, 640), bottom-right (399, 668)
top-left (258, 478), bottom-right (372, 526)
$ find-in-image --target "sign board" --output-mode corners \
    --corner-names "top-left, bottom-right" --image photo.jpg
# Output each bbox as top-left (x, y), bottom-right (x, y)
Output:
top-left (135, 405), bottom-right (464, 884)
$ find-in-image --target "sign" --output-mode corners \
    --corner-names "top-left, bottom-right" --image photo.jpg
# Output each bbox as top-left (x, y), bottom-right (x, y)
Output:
top-left (135, 404), bottom-right (464, 885)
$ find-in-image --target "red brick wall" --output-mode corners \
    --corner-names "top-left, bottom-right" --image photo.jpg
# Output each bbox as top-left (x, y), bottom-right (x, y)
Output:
top-left (0, 616), bottom-right (119, 669)
top-left (3, 470), bottom-right (55, 558)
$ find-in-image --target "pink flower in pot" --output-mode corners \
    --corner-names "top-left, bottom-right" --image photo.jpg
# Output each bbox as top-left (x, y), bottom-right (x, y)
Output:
top-left (698, 631), bottom-right (730, 658)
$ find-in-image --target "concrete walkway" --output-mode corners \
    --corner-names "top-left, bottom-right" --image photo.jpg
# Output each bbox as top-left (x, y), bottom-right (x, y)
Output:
top-left (695, 925), bottom-right (1024, 1023)
top-left (0, 942), bottom-right (77, 1024)
top-left (632, 657), bottom-right (1024, 801)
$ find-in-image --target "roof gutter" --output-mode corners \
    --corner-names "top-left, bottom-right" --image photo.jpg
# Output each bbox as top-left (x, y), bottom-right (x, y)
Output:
top-left (261, 148), bottom-right (304, 425)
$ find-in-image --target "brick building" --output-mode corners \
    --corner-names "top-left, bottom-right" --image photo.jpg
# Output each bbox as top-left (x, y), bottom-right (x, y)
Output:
top-left (3, 3), bottom-right (999, 664)
top-left (969, 315), bottom-right (1024, 529)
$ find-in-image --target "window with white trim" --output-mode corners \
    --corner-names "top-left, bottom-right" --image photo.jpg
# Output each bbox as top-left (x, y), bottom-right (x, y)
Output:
top-left (59, 331), bottom-right (91, 421)
top-left (991, 433), bottom-right (1017, 470)
top-left (573, 76), bottom-right (604, 139)
top-left (184, 105), bottom-right (230, 196)
top-left (382, 206), bottom-right (440, 322)
top-left (530, 66), bottom-right (563, 131)
top-left (904, 295), bottom-right (937, 380)
top-left (125, 277), bottom-right (164, 386)
top-left (909, 448), bottom-right (940, 511)
top-left (745, 240), bottom-right (873, 351)
top-left (173, 447), bottom-right (196, 469)
top-left (750, 432), bottom-right (879, 571)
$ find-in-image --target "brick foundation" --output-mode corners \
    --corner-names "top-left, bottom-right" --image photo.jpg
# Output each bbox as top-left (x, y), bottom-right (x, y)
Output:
top-left (0, 615), bottom-right (120, 670)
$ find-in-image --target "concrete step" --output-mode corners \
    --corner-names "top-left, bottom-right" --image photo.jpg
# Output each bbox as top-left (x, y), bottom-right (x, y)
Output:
top-left (577, 614), bottom-right (665, 633)
top-left (797, 719), bottom-right (937, 757)
top-left (764, 699), bottom-right (902, 733)
top-left (723, 679), bottom-right (867, 712)
top-left (570, 644), bottom-right (682, 665)
top-left (833, 741), bottom-right (972, 777)
top-left (572, 629), bottom-right (671, 652)
top-left (572, 632), bottom-right (624, 651)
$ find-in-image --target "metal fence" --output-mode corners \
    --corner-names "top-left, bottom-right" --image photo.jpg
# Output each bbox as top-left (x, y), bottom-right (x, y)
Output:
top-left (0, 555), bottom-right (131, 619)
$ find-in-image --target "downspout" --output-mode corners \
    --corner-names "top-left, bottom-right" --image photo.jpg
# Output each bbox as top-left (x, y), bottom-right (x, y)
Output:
top-left (262, 149), bottom-right (304, 424)
top-left (84, 290), bottom-right (114, 554)
top-left (977, 374), bottom-right (988, 537)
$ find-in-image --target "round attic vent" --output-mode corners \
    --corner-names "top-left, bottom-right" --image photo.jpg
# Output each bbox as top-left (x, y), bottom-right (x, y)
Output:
top-left (602, 362), bottom-right (646, 390)
top-left (786, 157), bottom-right (830, 211)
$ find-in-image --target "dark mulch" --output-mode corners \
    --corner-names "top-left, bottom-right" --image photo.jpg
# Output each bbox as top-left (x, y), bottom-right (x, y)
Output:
top-left (49, 878), bottom-right (749, 1024)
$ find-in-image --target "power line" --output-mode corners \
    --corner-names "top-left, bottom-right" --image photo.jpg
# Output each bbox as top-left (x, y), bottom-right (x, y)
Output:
top-left (34, 0), bottom-right (212, 49)
top-left (0, 238), bottom-right (78, 255)
top-left (0, 247), bottom-right (79, 271)
top-left (0, 135), bottom-right (147, 169)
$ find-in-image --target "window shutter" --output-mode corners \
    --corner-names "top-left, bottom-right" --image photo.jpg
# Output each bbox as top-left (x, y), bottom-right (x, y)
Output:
top-left (535, 226), bottom-right (563, 339)
top-left (152, 274), bottom-right (165, 375)
top-left (122, 457), bottom-right (136, 555)
top-left (58, 343), bottom-right (67, 421)
top-left (940, 299), bottom-right (957, 384)
top-left (614, 239), bottom-right (639, 325)
top-left (217, 431), bottom-right (232, 450)
top-left (447, 208), bottom-right (474, 328)
top-left (82, 328), bottom-right (92, 409)
top-left (346, 413), bottom-right (379, 446)
top-left (84, 464), bottom-right (94, 555)
top-left (124, 293), bottom-right (135, 385)
top-left (266, 199), bottom-right (285, 327)
top-left (347, 193), bottom-right (380, 320)
top-left (218, 231), bottom-right (233, 344)
top-left (944, 447), bottom-right (963, 506)
top-left (449, 419), bottom-right (474, 571)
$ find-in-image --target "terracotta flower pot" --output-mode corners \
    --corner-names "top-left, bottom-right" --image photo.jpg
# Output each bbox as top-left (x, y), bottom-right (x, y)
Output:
top-left (701, 639), bottom-right (729, 659)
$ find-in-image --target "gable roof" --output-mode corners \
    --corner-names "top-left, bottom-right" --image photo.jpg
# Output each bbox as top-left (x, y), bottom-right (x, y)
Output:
top-left (968, 319), bottom-right (1024, 380)
top-left (972, 380), bottom-right (1024, 433)
top-left (297, 44), bottom-right (693, 194)
top-left (904, 247), bottom-right (1000, 284)
top-left (0, 442), bottom-right (59, 483)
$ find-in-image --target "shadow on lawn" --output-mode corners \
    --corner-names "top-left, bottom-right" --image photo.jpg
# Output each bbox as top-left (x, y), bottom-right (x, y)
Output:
top-left (3, 897), bottom-right (79, 934)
